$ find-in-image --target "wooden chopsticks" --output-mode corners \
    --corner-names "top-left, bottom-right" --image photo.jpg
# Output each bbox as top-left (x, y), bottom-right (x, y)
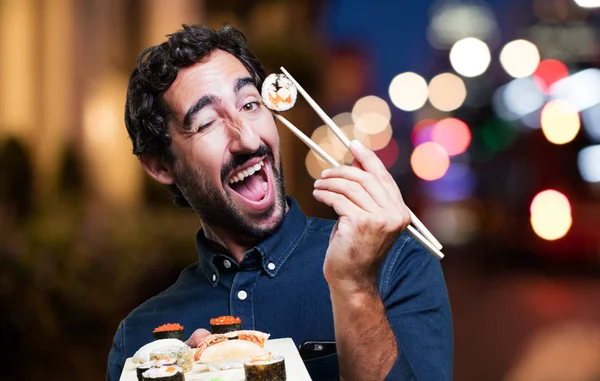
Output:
top-left (274, 67), bottom-right (445, 260)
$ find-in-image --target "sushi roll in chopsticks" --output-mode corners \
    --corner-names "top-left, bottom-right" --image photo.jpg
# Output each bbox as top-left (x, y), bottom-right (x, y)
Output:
top-left (153, 323), bottom-right (184, 341)
top-left (244, 354), bottom-right (286, 381)
top-left (210, 315), bottom-right (242, 334)
top-left (141, 365), bottom-right (184, 381)
top-left (261, 73), bottom-right (297, 112)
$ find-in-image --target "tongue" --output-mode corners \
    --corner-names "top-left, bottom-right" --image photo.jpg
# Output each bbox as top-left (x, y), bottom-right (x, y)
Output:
top-left (232, 174), bottom-right (266, 202)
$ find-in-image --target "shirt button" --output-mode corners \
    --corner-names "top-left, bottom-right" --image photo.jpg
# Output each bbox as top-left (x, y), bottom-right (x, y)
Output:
top-left (223, 260), bottom-right (231, 269)
top-left (237, 290), bottom-right (248, 300)
top-left (212, 273), bottom-right (217, 282)
top-left (267, 262), bottom-right (276, 271)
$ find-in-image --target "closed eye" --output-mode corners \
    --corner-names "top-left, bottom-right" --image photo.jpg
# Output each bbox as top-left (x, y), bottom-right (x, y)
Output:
top-left (196, 121), bottom-right (214, 132)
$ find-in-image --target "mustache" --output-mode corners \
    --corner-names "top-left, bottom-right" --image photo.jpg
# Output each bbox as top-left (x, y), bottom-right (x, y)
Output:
top-left (221, 144), bottom-right (272, 180)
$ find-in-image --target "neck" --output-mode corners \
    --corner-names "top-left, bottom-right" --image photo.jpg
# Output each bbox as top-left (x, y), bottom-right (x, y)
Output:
top-left (201, 224), bottom-right (257, 263)
top-left (199, 202), bottom-right (290, 263)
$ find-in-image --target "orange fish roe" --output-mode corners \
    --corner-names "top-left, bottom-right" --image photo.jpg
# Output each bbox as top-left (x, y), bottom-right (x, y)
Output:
top-left (210, 316), bottom-right (241, 325)
top-left (153, 323), bottom-right (184, 332)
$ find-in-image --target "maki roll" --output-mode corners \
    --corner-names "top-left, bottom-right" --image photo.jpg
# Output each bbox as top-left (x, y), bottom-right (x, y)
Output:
top-left (136, 362), bottom-right (154, 381)
top-left (132, 339), bottom-right (187, 365)
top-left (150, 346), bottom-right (192, 373)
top-left (141, 365), bottom-right (184, 381)
top-left (210, 316), bottom-right (242, 334)
top-left (153, 323), bottom-right (184, 340)
top-left (244, 354), bottom-right (286, 381)
top-left (261, 73), bottom-right (297, 112)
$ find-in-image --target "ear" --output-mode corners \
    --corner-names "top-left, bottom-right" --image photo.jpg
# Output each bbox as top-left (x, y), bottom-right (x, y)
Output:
top-left (140, 153), bottom-right (176, 185)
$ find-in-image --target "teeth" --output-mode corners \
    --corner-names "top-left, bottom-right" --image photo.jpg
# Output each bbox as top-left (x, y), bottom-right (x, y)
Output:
top-left (262, 182), bottom-right (267, 192)
top-left (228, 160), bottom-right (265, 184)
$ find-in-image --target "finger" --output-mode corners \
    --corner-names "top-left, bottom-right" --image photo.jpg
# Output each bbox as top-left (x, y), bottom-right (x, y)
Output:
top-left (321, 165), bottom-right (397, 209)
top-left (314, 177), bottom-right (378, 212)
top-left (313, 188), bottom-right (367, 219)
top-left (348, 140), bottom-right (407, 206)
top-left (348, 140), bottom-right (389, 177)
top-left (185, 328), bottom-right (211, 347)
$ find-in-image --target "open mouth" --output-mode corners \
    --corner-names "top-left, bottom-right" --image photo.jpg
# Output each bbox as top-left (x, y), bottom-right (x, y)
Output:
top-left (226, 158), bottom-right (272, 207)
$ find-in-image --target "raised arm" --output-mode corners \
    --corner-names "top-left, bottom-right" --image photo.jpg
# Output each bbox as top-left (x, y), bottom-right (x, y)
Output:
top-left (313, 140), bottom-right (452, 380)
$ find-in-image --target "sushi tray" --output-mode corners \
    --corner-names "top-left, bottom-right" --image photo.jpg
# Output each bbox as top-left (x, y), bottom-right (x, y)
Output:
top-left (119, 338), bottom-right (312, 381)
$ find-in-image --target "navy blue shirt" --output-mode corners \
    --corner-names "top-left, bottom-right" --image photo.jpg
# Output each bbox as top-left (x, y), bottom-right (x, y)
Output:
top-left (107, 197), bottom-right (453, 381)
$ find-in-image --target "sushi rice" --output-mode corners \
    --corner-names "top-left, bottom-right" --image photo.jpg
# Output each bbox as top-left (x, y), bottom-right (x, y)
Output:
top-left (141, 364), bottom-right (184, 381)
top-left (261, 73), bottom-right (297, 112)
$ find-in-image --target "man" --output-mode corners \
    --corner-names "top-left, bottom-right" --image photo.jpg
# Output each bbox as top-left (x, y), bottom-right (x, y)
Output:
top-left (107, 24), bottom-right (452, 381)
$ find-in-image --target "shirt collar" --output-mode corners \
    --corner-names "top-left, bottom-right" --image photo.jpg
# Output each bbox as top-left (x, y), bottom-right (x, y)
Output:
top-left (195, 196), bottom-right (308, 285)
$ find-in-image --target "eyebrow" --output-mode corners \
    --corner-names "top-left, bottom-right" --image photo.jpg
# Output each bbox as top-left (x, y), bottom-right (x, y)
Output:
top-left (182, 76), bottom-right (256, 129)
top-left (235, 76), bottom-right (256, 93)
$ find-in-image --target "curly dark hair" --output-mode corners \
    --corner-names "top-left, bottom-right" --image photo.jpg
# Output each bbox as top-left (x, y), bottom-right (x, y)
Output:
top-left (124, 24), bottom-right (267, 207)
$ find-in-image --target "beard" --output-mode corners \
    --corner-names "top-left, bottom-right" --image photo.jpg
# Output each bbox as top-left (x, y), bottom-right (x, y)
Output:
top-left (172, 144), bottom-right (287, 240)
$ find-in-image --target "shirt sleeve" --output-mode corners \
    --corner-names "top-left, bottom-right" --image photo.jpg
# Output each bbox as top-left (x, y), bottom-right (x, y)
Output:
top-left (380, 235), bottom-right (454, 381)
top-left (106, 320), bottom-right (126, 381)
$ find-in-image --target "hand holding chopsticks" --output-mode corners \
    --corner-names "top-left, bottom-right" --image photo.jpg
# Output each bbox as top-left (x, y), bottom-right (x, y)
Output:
top-left (275, 67), bottom-right (444, 260)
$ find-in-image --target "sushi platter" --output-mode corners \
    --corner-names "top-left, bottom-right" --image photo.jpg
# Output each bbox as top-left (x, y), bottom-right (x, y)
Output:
top-left (119, 338), bottom-right (312, 381)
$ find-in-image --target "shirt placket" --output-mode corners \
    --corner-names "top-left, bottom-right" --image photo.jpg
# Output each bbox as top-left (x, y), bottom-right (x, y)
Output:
top-left (229, 264), bottom-right (261, 330)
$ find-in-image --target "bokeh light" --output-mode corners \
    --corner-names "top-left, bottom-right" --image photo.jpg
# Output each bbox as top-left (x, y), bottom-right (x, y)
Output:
top-left (494, 76), bottom-right (546, 122)
top-left (573, 0), bottom-right (600, 7)
top-left (499, 39), bottom-right (540, 78)
top-left (533, 59), bottom-right (569, 93)
top-left (412, 119), bottom-right (437, 146)
top-left (374, 138), bottom-right (400, 169)
top-left (310, 124), bottom-right (345, 164)
top-left (422, 204), bottom-right (479, 246)
top-left (540, 100), bottom-right (581, 145)
top-left (581, 103), bottom-right (600, 141)
top-left (479, 117), bottom-right (518, 153)
top-left (351, 95), bottom-right (391, 135)
top-left (329, 113), bottom-right (370, 161)
top-left (305, 149), bottom-right (330, 180)
top-left (428, 73), bottom-right (467, 111)
top-left (449, 37), bottom-right (491, 77)
top-left (578, 145), bottom-right (600, 183)
top-left (332, 112), bottom-right (353, 127)
top-left (530, 190), bottom-right (572, 241)
top-left (550, 68), bottom-right (600, 111)
top-left (410, 142), bottom-right (451, 181)
top-left (362, 123), bottom-right (393, 152)
top-left (431, 118), bottom-right (471, 156)
top-left (389, 72), bottom-right (428, 111)
top-left (310, 125), bottom-right (329, 146)
top-left (422, 163), bottom-right (476, 202)
top-left (427, 2), bottom-right (499, 49)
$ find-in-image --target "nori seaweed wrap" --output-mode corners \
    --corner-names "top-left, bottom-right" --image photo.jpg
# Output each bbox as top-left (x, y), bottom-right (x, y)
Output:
top-left (141, 365), bottom-right (184, 381)
top-left (244, 354), bottom-right (286, 381)
top-left (153, 323), bottom-right (184, 341)
top-left (210, 316), bottom-right (242, 334)
top-left (136, 362), bottom-right (153, 381)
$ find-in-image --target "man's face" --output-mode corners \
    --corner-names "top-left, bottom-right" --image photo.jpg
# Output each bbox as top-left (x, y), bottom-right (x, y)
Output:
top-left (162, 50), bottom-right (286, 239)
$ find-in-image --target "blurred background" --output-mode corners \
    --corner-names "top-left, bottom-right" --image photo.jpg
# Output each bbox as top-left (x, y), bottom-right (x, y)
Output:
top-left (1, 0), bottom-right (600, 380)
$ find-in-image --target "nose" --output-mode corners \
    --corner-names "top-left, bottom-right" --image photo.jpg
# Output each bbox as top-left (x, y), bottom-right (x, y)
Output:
top-left (227, 118), bottom-right (260, 154)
